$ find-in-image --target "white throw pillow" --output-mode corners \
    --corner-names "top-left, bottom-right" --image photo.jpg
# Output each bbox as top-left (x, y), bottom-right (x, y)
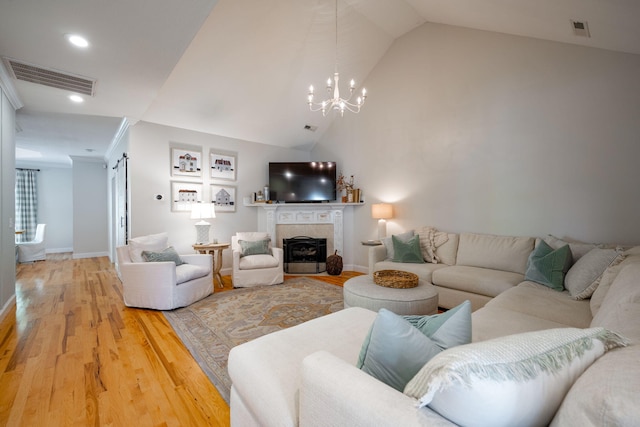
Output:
top-left (404, 327), bottom-right (628, 427)
top-left (128, 232), bottom-right (169, 263)
top-left (564, 248), bottom-right (624, 300)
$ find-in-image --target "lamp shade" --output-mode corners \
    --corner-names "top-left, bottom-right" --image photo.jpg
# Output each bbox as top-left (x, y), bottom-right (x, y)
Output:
top-left (371, 203), bottom-right (393, 219)
top-left (190, 203), bottom-right (215, 220)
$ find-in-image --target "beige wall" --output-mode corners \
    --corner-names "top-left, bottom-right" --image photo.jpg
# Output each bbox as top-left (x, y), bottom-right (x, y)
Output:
top-left (313, 23), bottom-right (640, 270)
top-left (0, 85), bottom-right (16, 318)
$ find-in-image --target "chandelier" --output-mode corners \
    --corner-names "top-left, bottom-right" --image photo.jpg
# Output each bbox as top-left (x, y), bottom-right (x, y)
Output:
top-left (307, 0), bottom-right (367, 117)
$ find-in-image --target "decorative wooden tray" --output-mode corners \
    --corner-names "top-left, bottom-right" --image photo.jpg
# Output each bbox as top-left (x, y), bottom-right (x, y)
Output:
top-left (373, 270), bottom-right (419, 289)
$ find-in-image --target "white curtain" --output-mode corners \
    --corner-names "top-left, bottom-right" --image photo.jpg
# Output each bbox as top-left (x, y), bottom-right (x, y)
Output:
top-left (15, 169), bottom-right (38, 242)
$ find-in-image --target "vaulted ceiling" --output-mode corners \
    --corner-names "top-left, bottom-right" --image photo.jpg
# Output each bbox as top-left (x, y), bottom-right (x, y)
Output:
top-left (2, 0), bottom-right (639, 166)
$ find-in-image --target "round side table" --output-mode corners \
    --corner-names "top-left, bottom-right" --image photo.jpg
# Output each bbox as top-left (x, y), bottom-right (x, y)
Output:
top-left (192, 243), bottom-right (230, 288)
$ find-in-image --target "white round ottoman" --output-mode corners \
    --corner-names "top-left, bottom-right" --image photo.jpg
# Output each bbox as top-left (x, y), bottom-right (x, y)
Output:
top-left (343, 275), bottom-right (439, 315)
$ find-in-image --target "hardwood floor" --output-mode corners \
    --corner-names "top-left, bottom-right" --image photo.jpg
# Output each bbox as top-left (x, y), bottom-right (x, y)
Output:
top-left (0, 254), bottom-right (361, 426)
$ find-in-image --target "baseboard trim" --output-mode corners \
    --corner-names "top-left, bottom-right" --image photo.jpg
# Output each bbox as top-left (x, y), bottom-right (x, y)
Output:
top-left (72, 251), bottom-right (110, 259)
top-left (0, 294), bottom-right (16, 325)
top-left (46, 247), bottom-right (74, 254)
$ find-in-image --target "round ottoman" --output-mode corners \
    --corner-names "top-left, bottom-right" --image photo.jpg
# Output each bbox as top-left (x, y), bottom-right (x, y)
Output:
top-left (343, 275), bottom-right (439, 315)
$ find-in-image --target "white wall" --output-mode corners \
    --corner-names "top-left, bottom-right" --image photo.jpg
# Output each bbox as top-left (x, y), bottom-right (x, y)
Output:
top-left (72, 158), bottom-right (109, 258)
top-left (128, 121), bottom-right (308, 273)
top-left (313, 23), bottom-right (640, 270)
top-left (37, 167), bottom-right (73, 252)
top-left (0, 84), bottom-right (16, 319)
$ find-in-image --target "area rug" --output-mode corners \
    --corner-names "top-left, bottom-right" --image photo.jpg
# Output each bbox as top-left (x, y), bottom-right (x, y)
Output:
top-left (162, 277), bottom-right (344, 403)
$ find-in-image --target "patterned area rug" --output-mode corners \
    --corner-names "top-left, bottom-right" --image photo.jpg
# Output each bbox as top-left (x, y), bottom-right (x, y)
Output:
top-left (162, 277), bottom-right (344, 403)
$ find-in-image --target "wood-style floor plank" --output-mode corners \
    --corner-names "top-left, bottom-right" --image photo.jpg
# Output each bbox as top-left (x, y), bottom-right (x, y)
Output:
top-left (1, 254), bottom-right (361, 426)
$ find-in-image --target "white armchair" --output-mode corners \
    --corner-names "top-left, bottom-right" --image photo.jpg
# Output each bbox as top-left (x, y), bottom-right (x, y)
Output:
top-left (116, 232), bottom-right (213, 310)
top-left (17, 223), bottom-right (46, 263)
top-left (232, 232), bottom-right (284, 288)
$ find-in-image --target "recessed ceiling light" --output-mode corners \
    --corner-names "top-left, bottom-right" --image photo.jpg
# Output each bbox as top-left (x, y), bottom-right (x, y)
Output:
top-left (69, 94), bottom-right (84, 103)
top-left (66, 34), bottom-right (89, 48)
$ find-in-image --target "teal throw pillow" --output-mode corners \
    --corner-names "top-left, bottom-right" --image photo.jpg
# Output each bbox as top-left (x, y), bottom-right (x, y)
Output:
top-left (392, 234), bottom-right (424, 264)
top-left (239, 239), bottom-right (271, 257)
top-left (357, 301), bottom-right (472, 391)
top-left (141, 246), bottom-right (185, 266)
top-left (525, 240), bottom-right (572, 291)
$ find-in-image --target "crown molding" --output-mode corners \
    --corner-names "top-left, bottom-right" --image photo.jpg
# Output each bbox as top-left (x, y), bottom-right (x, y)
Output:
top-left (0, 59), bottom-right (24, 110)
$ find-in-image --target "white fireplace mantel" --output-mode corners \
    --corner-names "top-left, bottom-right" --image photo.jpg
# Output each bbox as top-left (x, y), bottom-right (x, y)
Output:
top-left (246, 202), bottom-right (363, 256)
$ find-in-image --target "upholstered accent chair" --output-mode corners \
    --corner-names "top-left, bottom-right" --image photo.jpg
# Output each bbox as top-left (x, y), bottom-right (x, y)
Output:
top-left (232, 232), bottom-right (284, 288)
top-left (116, 232), bottom-right (213, 310)
top-left (17, 223), bottom-right (47, 263)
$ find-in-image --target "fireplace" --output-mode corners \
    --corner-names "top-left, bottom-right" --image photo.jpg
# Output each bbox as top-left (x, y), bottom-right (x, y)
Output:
top-left (283, 236), bottom-right (327, 273)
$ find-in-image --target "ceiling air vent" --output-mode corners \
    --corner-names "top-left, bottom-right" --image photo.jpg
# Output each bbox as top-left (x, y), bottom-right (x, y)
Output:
top-left (4, 57), bottom-right (95, 96)
top-left (571, 20), bottom-right (590, 38)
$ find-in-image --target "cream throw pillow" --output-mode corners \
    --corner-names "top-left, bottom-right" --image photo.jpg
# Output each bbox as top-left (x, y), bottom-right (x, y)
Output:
top-left (128, 232), bottom-right (169, 263)
top-left (415, 226), bottom-right (449, 263)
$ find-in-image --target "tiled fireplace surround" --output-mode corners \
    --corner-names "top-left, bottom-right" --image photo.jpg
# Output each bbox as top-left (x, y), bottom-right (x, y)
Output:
top-left (258, 204), bottom-right (346, 256)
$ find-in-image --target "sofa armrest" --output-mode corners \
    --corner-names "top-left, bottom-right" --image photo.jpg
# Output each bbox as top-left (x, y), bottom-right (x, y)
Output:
top-left (300, 351), bottom-right (455, 427)
top-left (271, 246), bottom-right (284, 262)
top-left (368, 245), bottom-right (387, 275)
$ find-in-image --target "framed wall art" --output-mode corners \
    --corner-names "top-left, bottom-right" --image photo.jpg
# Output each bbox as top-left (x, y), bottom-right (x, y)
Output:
top-left (171, 181), bottom-right (203, 212)
top-left (210, 184), bottom-right (236, 212)
top-left (210, 150), bottom-right (237, 181)
top-left (171, 146), bottom-right (203, 178)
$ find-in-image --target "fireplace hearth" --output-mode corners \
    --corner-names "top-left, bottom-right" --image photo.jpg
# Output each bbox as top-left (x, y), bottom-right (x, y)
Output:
top-left (283, 236), bottom-right (327, 273)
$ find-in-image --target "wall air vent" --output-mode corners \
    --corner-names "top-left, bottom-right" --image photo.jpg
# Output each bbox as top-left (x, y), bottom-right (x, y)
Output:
top-left (571, 20), bottom-right (590, 38)
top-left (3, 57), bottom-right (95, 96)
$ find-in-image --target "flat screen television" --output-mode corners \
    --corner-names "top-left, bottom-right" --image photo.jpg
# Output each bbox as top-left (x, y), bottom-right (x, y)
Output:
top-left (269, 162), bottom-right (337, 203)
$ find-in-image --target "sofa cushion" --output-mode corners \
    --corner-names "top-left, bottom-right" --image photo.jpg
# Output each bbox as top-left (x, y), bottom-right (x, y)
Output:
top-left (381, 231), bottom-right (414, 260)
top-left (175, 263), bottom-right (210, 284)
top-left (590, 250), bottom-right (640, 316)
top-left (432, 265), bottom-right (523, 298)
top-left (392, 235), bottom-right (424, 264)
top-left (404, 327), bottom-right (628, 427)
top-left (435, 233), bottom-right (459, 266)
top-left (128, 232), bottom-right (169, 263)
top-left (238, 254), bottom-right (280, 270)
top-left (456, 233), bottom-right (534, 275)
top-left (524, 240), bottom-right (571, 291)
top-left (564, 247), bottom-right (624, 300)
top-left (591, 263), bottom-right (640, 344)
top-left (551, 345), bottom-right (640, 427)
top-left (142, 246), bottom-right (185, 266)
top-left (479, 281), bottom-right (592, 330)
top-left (357, 303), bottom-right (471, 391)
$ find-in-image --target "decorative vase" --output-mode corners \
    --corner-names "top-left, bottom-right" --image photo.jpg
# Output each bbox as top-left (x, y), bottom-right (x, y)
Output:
top-left (326, 250), bottom-right (343, 275)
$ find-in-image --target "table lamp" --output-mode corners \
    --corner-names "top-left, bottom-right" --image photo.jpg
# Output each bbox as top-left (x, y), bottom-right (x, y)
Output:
top-left (371, 203), bottom-right (393, 240)
top-left (191, 203), bottom-right (215, 244)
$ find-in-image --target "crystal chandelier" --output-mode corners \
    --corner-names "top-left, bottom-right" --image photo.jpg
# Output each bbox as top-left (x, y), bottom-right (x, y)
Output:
top-left (307, 0), bottom-right (367, 117)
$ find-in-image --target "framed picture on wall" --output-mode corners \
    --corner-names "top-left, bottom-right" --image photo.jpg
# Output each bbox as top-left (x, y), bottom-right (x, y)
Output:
top-left (171, 181), bottom-right (203, 212)
top-left (171, 146), bottom-right (203, 178)
top-left (210, 150), bottom-right (237, 181)
top-left (210, 184), bottom-right (236, 212)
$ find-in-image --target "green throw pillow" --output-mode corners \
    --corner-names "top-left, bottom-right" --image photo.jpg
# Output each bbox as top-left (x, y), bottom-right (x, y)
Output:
top-left (141, 246), bottom-right (185, 266)
top-left (392, 234), bottom-right (424, 263)
top-left (357, 301), bottom-right (472, 391)
top-left (525, 240), bottom-right (572, 291)
top-left (239, 239), bottom-right (271, 257)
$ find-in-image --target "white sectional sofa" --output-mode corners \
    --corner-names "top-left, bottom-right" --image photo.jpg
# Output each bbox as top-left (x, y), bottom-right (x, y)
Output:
top-left (228, 231), bottom-right (640, 426)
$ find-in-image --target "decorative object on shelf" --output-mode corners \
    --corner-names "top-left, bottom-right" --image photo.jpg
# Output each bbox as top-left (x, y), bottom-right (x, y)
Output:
top-left (210, 184), bottom-right (237, 212)
top-left (171, 181), bottom-right (203, 212)
top-left (171, 145), bottom-right (202, 178)
top-left (210, 149), bottom-right (237, 181)
top-left (307, 0), bottom-right (367, 116)
top-left (190, 203), bottom-right (215, 244)
top-left (372, 203), bottom-right (393, 239)
top-left (373, 270), bottom-right (419, 289)
top-left (337, 172), bottom-right (355, 202)
top-left (326, 250), bottom-right (343, 275)
top-left (263, 185), bottom-right (270, 202)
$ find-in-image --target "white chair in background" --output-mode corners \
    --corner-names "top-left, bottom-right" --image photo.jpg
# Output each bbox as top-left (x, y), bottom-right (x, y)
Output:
top-left (17, 223), bottom-right (46, 263)
top-left (232, 232), bottom-right (284, 288)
